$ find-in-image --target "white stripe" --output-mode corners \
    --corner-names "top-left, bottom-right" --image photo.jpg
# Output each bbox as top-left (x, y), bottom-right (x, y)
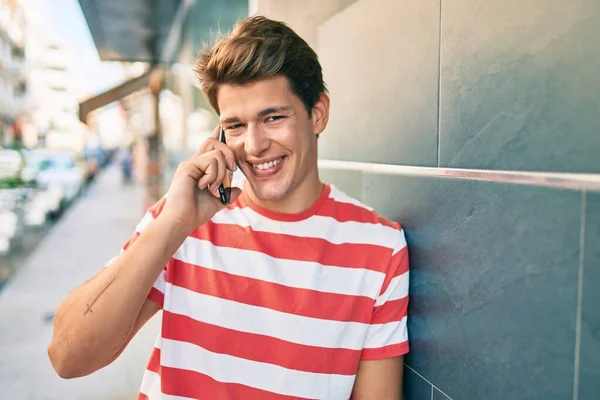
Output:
top-left (153, 269), bottom-right (167, 295)
top-left (139, 370), bottom-right (163, 399)
top-left (140, 352), bottom-right (197, 400)
top-left (328, 185), bottom-right (373, 211)
top-left (363, 317), bottom-right (408, 349)
top-left (174, 237), bottom-right (385, 299)
top-left (105, 256), bottom-right (119, 266)
top-left (212, 207), bottom-right (399, 249)
top-left (162, 395), bottom-right (197, 400)
top-left (136, 212), bottom-right (154, 233)
top-left (392, 229), bottom-right (407, 256)
top-left (166, 284), bottom-right (370, 350)
top-left (161, 338), bottom-right (355, 399)
top-left (374, 271), bottom-right (409, 307)
top-left (154, 331), bottom-right (162, 350)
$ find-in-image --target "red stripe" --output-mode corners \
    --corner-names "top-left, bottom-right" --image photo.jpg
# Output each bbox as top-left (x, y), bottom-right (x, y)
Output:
top-left (318, 200), bottom-right (377, 223)
top-left (169, 259), bottom-right (373, 323)
top-left (161, 365), bottom-right (309, 400)
top-left (371, 297), bottom-right (409, 324)
top-left (196, 222), bottom-right (392, 273)
top-left (147, 287), bottom-right (164, 309)
top-left (317, 200), bottom-right (401, 229)
top-left (238, 185), bottom-right (331, 222)
top-left (122, 232), bottom-right (141, 250)
top-left (391, 246), bottom-right (409, 271)
top-left (146, 347), bottom-right (161, 374)
top-left (360, 341), bottom-right (409, 360)
top-left (162, 311), bottom-right (362, 375)
top-left (137, 393), bottom-right (149, 400)
top-left (379, 246), bottom-right (409, 295)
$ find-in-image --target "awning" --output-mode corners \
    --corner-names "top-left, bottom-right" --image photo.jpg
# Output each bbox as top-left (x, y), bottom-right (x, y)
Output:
top-left (78, 69), bottom-right (162, 123)
top-left (77, 0), bottom-right (182, 62)
top-left (77, 0), bottom-right (248, 121)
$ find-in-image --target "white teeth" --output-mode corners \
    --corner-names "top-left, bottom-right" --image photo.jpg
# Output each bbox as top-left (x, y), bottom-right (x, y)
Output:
top-left (253, 157), bottom-right (283, 170)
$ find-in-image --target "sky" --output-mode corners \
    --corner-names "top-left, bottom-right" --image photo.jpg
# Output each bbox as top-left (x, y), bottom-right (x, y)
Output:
top-left (27, 0), bottom-right (126, 96)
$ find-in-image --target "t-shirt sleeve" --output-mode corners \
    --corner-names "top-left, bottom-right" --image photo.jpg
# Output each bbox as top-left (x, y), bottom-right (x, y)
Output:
top-left (361, 227), bottom-right (410, 360)
top-left (104, 197), bottom-right (168, 309)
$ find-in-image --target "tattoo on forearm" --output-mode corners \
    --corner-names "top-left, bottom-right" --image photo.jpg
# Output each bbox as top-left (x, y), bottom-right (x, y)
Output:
top-left (84, 277), bottom-right (116, 315)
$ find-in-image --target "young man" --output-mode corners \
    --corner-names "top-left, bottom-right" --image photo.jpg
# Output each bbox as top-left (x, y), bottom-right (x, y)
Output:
top-left (48, 15), bottom-right (409, 400)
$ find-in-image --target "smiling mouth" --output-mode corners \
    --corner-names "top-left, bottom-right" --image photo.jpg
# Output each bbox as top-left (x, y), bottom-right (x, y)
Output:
top-left (249, 156), bottom-right (285, 170)
top-left (246, 155), bottom-right (287, 177)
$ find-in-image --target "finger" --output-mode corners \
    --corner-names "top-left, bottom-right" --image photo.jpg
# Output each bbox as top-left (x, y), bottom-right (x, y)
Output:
top-left (220, 143), bottom-right (237, 172)
top-left (209, 150), bottom-right (227, 196)
top-left (192, 126), bottom-right (220, 156)
top-left (195, 158), bottom-right (218, 190)
top-left (193, 137), bottom-right (216, 157)
top-left (194, 150), bottom-right (226, 191)
top-left (197, 137), bottom-right (237, 171)
top-left (211, 125), bottom-right (221, 140)
top-left (178, 160), bottom-right (203, 181)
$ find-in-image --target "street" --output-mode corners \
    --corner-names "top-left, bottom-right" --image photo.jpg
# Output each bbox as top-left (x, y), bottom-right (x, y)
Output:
top-left (0, 166), bottom-right (161, 400)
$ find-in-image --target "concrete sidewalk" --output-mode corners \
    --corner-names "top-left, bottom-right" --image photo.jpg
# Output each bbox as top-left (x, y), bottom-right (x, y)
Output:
top-left (0, 166), bottom-right (161, 400)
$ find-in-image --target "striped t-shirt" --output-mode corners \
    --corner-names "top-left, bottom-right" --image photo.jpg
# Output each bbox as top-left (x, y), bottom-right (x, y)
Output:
top-left (122, 183), bottom-right (409, 400)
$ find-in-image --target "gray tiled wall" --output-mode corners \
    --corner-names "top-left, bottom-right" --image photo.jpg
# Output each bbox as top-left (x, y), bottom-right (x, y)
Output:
top-left (438, 0), bottom-right (600, 173)
top-left (364, 174), bottom-right (581, 400)
top-left (579, 192), bottom-right (600, 398)
top-left (318, 0), bottom-right (440, 166)
top-left (321, 0), bottom-right (600, 172)
top-left (321, 167), bottom-right (594, 399)
top-left (318, 0), bottom-right (600, 398)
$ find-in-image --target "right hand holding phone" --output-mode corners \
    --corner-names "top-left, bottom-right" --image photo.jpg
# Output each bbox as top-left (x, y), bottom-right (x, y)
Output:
top-left (161, 126), bottom-right (241, 233)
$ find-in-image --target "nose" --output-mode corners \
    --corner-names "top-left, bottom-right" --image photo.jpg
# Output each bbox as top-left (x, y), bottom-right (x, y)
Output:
top-left (244, 124), bottom-right (270, 156)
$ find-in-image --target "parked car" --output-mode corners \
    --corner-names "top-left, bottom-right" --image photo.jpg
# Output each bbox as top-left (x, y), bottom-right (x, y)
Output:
top-left (0, 188), bottom-right (28, 255)
top-left (0, 149), bottom-right (24, 182)
top-left (22, 149), bottom-right (86, 205)
top-left (23, 187), bottom-right (62, 226)
top-left (0, 150), bottom-right (26, 254)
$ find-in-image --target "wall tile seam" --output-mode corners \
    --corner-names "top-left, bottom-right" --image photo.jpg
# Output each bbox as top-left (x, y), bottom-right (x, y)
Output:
top-left (436, 0), bottom-right (443, 168)
top-left (405, 365), bottom-right (453, 400)
top-left (573, 190), bottom-right (587, 400)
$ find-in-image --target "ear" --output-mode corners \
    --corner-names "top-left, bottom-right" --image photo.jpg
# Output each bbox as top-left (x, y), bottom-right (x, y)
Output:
top-left (311, 92), bottom-right (330, 137)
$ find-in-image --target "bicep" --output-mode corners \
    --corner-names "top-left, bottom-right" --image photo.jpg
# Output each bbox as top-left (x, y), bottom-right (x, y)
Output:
top-left (351, 356), bottom-right (404, 400)
top-left (109, 298), bottom-right (160, 362)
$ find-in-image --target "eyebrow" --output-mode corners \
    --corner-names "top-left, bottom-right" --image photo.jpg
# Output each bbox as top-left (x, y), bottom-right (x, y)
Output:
top-left (220, 106), bottom-right (293, 124)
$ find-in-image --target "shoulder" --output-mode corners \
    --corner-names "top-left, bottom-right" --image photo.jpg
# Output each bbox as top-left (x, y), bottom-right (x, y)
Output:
top-left (324, 184), bottom-right (407, 255)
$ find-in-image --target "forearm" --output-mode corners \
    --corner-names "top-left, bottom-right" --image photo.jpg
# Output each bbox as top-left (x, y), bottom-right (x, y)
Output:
top-left (48, 215), bottom-right (190, 377)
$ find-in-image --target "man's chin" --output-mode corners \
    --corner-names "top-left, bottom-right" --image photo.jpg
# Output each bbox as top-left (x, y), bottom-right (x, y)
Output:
top-left (247, 180), bottom-right (291, 203)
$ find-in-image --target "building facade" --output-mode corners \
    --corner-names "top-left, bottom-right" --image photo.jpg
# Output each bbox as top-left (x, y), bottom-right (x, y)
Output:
top-left (25, 24), bottom-right (87, 150)
top-left (0, 0), bottom-right (27, 147)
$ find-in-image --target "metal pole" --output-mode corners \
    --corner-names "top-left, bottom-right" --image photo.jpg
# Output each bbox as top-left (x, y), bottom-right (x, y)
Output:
top-left (146, 68), bottom-right (163, 205)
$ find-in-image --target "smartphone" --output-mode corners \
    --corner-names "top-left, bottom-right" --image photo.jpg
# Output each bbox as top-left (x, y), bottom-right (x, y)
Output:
top-left (217, 126), bottom-right (232, 205)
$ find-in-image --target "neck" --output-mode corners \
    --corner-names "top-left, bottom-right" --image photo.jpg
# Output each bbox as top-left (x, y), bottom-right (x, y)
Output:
top-left (245, 168), bottom-right (323, 214)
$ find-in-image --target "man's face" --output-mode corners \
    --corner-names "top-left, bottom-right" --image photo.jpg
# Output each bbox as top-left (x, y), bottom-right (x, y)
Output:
top-left (217, 75), bottom-right (327, 202)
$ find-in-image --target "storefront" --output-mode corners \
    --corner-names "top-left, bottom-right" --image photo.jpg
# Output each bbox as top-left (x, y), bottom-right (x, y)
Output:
top-left (78, 0), bottom-right (247, 205)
